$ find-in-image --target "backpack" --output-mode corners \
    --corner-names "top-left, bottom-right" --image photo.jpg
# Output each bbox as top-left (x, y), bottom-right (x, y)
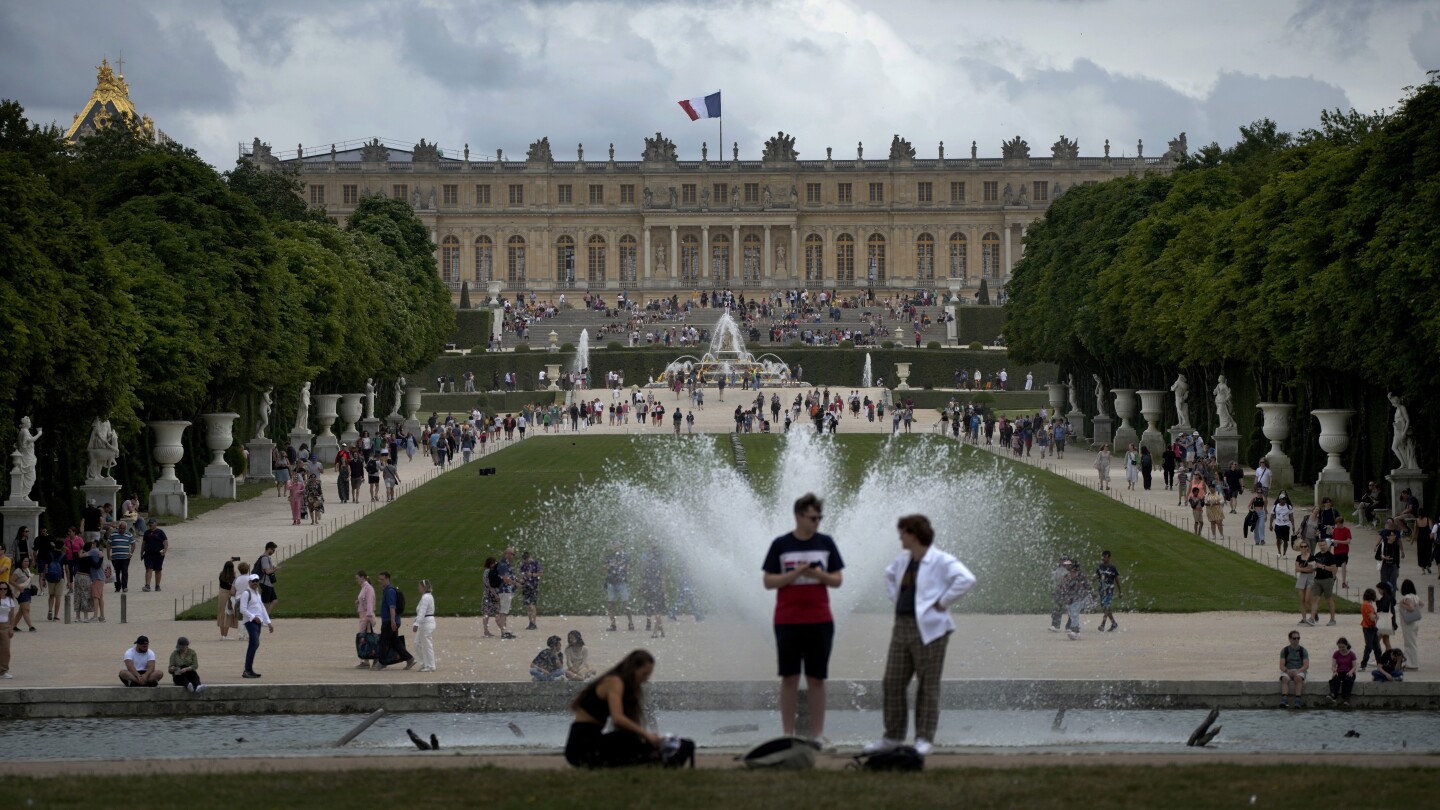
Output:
top-left (856, 746), bottom-right (924, 772)
top-left (739, 736), bottom-right (816, 770)
top-left (45, 559), bottom-right (63, 583)
top-left (393, 587), bottom-right (406, 618)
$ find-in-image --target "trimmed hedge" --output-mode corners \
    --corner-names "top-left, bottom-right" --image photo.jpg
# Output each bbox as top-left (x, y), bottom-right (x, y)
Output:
top-left (449, 309), bottom-right (492, 348)
top-left (418, 348), bottom-right (1057, 391)
top-left (955, 305), bottom-right (1006, 345)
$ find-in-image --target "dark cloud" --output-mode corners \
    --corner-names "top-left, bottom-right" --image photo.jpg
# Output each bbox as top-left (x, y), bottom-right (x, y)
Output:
top-left (1202, 71), bottom-right (1350, 138)
top-left (1411, 10), bottom-right (1440, 72)
top-left (1287, 0), bottom-right (1430, 58)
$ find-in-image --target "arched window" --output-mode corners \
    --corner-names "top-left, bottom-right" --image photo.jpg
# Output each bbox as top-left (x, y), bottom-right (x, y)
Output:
top-left (867, 233), bottom-right (887, 285)
top-left (743, 234), bottom-right (762, 283)
top-left (474, 236), bottom-right (494, 283)
top-left (507, 235), bottom-right (526, 284)
top-left (710, 233), bottom-right (730, 284)
top-left (981, 231), bottom-right (1000, 278)
top-left (556, 235), bottom-right (576, 286)
top-left (836, 234), bottom-right (854, 284)
top-left (587, 235), bottom-right (606, 284)
top-left (948, 232), bottom-right (967, 279)
top-left (619, 235), bottom-right (638, 287)
top-left (681, 234), bottom-right (700, 286)
top-left (804, 234), bottom-right (824, 282)
top-left (915, 233), bottom-right (934, 284)
top-left (440, 235), bottom-right (461, 284)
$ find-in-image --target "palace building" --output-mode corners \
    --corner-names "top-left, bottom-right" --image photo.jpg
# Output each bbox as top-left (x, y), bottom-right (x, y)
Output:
top-left (66, 58), bottom-right (168, 145)
top-left (247, 130), bottom-right (1183, 300)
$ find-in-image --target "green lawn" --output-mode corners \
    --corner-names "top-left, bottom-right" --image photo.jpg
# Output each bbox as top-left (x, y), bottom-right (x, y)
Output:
top-left (8, 765), bottom-right (1439, 809)
top-left (183, 433), bottom-right (1311, 620)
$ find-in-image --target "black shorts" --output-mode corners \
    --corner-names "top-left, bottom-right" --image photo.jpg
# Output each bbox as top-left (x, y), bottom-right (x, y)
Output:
top-left (774, 622), bottom-right (834, 680)
top-left (143, 554), bottom-right (164, 571)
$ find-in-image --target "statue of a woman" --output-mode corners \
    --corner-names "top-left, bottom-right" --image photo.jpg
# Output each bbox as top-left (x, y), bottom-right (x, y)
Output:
top-left (364, 378), bottom-right (376, 419)
top-left (13, 416), bottom-right (42, 501)
top-left (1066, 373), bottom-right (1079, 413)
top-left (1389, 392), bottom-right (1419, 470)
top-left (1213, 376), bottom-right (1235, 432)
top-left (293, 382), bottom-right (311, 431)
top-left (391, 376), bottom-right (406, 417)
top-left (255, 388), bottom-right (273, 440)
top-left (1170, 373), bottom-right (1191, 428)
top-left (1091, 374), bottom-right (1107, 416)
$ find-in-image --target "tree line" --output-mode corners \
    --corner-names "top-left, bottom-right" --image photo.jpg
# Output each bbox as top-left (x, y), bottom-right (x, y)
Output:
top-left (1004, 77), bottom-right (1439, 487)
top-left (0, 101), bottom-right (454, 523)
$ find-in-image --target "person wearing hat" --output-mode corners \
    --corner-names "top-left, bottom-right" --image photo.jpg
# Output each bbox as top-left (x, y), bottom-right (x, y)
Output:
top-left (238, 573), bottom-right (275, 678)
top-left (168, 637), bottom-right (205, 692)
top-left (119, 635), bottom-right (163, 686)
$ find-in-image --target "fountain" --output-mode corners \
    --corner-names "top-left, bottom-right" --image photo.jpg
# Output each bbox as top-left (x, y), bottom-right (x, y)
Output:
top-left (571, 328), bottom-right (590, 385)
top-left (862, 353), bottom-right (873, 388)
top-left (662, 311), bottom-right (793, 387)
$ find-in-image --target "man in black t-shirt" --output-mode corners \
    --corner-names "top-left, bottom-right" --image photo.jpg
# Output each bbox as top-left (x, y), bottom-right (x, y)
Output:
top-left (140, 519), bottom-right (168, 592)
top-left (1095, 551), bottom-right (1122, 632)
top-left (1311, 539), bottom-right (1338, 626)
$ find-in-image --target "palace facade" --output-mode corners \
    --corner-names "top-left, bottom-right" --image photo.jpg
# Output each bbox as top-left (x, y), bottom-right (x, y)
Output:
top-left (248, 130), bottom-right (1182, 300)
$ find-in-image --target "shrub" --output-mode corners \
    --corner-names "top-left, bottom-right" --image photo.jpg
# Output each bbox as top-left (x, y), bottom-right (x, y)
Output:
top-left (513, 344), bottom-right (531, 353)
top-left (458, 280), bottom-right (471, 309)
top-left (977, 278), bottom-right (991, 306)
top-left (840, 340), bottom-right (854, 349)
top-left (926, 341), bottom-right (942, 350)
top-left (969, 341), bottom-right (984, 350)
top-left (472, 345), bottom-right (488, 354)
top-left (561, 343), bottom-right (575, 352)
top-left (882, 340), bottom-right (895, 349)
top-left (606, 341), bottom-right (623, 351)
top-left (971, 392), bottom-right (996, 404)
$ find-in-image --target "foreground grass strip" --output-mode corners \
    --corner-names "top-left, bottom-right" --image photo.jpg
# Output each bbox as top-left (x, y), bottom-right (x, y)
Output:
top-left (9, 765), bottom-right (1440, 809)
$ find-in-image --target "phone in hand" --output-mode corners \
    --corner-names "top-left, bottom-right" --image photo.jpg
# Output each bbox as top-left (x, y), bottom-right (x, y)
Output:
top-left (808, 561), bottom-right (823, 570)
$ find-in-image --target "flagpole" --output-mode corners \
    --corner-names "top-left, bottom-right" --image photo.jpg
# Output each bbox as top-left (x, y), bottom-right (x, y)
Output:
top-left (719, 118), bottom-right (723, 162)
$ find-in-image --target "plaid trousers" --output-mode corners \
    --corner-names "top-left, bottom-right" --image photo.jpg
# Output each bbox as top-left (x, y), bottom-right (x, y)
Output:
top-left (882, 614), bottom-right (949, 742)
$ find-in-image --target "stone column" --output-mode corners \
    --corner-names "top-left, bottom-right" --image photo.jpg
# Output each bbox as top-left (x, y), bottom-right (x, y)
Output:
top-left (200, 412), bottom-right (239, 499)
top-left (670, 225), bottom-right (679, 284)
top-left (643, 226), bottom-right (652, 279)
top-left (1002, 223), bottom-right (1012, 282)
top-left (1312, 409), bottom-right (1356, 509)
top-left (148, 420), bottom-right (191, 520)
top-left (701, 224), bottom-right (710, 285)
top-left (763, 225), bottom-right (773, 280)
top-left (1256, 402), bottom-right (1296, 491)
top-left (1110, 389), bottom-right (1138, 453)
top-left (313, 394), bottom-right (341, 463)
top-left (790, 226), bottom-right (798, 283)
top-left (1136, 390), bottom-right (1166, 458)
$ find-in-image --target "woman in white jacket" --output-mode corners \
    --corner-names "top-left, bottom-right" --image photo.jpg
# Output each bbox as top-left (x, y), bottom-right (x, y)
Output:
top-left (864, 514), bottom-right (977, 757)
top-left (411, 579), bottom-right (437, 672)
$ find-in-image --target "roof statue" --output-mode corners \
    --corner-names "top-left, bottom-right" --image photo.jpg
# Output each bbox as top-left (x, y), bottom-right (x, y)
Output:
top-left (1051, 135), bottom-right (1079, 160)
top-left (250, 138), bottom-right (278, 166)
top-left (360, 138), bottom-right (388, 162)
top-left (1001, 135), bottom-right (1030, 160)
top-left (412, 138), bottom-right (441, 162)
top-left (888, 134), bottom-right (916, 161)
top-left (1162, 132), bottom-right (1188, 163)
top-left (526, 137), bottom-right (552, 164)
top-left (66, 57), bottom-right (158, 143)
top-left (642, 133), bottom-right (677, 163)
top-left (762, 131), bottom-right (798, 163)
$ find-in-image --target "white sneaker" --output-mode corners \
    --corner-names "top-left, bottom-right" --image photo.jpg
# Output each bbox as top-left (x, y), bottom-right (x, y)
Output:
top-left (811, 735), bottom-right (834, 753)
top-left (185, 683), bottom-right (195, 693)
top-left (913, 739), bottom-right (934, 756)
top-left (1066, 630), bottom-right (1079, 640)
top-left (0, 673), bottom-right (12, 679)
top-left (194, 684), bottom-right (207, 693)
top-left (863, 738), bottom-right (903, 755)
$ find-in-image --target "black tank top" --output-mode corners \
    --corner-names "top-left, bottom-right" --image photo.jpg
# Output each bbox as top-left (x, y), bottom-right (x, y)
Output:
top-left (576, 686), bottom-right (609, 723)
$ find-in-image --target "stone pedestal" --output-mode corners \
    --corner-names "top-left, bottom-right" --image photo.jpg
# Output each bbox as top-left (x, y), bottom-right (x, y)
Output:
top-left (0, 502), bottom-right (43, 554)
top-left (1387, 469), bottom-right (1426, 519)
top-left (895, 362), bottom-right (912, 391)
top-left (1136, 390), bottom-right (1166, 457)
top-left (1092, 414), bottom-right (1113, 450)
top-left (1256, 402), bottom-right (1296, 491)
top-left (338, 394), bottom-right (363, 446)
top-left (200, 412), bottom-right (239, 500)
top-left (1067, 409), bottom-right (1087, 441)
top-left (546, 363), bottom-right (562, 392)
top-left (314, 394), bottom-right (341, 464)
top-left (1213, 428), bottom-right (1241, 470)
top-left (147, 420), bottom-right (190, 520)
top-left (359, 417), bottom-right (382, 441)
top-left (287, 429), bottom-right (314, 457)
top-left (1312, 409), bottom-right (1356, 509)
top-left (79, 477), bottom-right (122, 514)
top-left (245, 438), bottom-right (277, 483)
top-left (387, 414), bottom-right (405, 432)
top-left (1111, 389), bottom-right (1138, 454)
top-left (403, 387), bottom-right (425, 437)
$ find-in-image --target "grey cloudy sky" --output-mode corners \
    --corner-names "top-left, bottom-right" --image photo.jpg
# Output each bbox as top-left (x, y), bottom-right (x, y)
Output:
top-left (2, 0), bottom-right (1435, 169)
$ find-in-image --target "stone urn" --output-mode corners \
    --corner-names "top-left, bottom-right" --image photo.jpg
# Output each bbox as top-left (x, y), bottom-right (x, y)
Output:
top-left (338, 393), bottom-right (363, 446)
top-left (403, 386), bottom-right (425, 436)
top-left (1313, 409), bottom-right (1356, 507)
top-left (1136, 390), bottom-right (1166, 456)
top-left (1110, 388), bottom-right (1138, 453)
top-left (546, 363), bottom-right (562, 391)
top-left (147, 420), bottom-right (191, 519)
top-left (200, 412), bottom-right (239, 499)
top-left (1045, 383), bottom-right (1067, 415)
top-left (314, 394), bottom-right (341, 464)
top-left (548, 330), bottom-right (560, 352)
top-left (893, 326), bottom-right (904, 343)
top-left (487, 280), bottom-right (502, 307)
top-left (895, 362), bottom-right (912, 391)
top-left (1257, 402), bottom-right (1297, 490)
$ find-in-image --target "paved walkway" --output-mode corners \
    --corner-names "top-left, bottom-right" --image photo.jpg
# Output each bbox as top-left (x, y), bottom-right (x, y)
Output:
top-left (3, 394), bottom-right (1433, 690)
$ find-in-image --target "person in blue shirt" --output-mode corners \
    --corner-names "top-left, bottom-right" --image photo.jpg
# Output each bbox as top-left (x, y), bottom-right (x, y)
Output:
top-left (376, 571), bottom-right (416, 670)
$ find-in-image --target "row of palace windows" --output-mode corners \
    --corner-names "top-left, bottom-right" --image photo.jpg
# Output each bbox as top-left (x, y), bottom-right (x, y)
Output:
top-left (310, 180), bottom-right (1081, 208)
top-left (438, 231), bottom-right (1006, 285)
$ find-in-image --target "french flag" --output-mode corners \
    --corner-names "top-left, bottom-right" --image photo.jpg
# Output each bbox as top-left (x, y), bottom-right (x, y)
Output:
top-left (678, 91), bottom-right (722, 121)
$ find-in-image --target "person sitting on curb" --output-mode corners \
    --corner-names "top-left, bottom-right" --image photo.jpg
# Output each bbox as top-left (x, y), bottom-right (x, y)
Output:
top-left (530, 635), bottom-right (566, 681)
top-left (1279, 630), bottom-right (1309, 708)
top-left (119, 635), bottom-right (164, 687)
top-left (1372, 648), bottom-right (1406, 682)
top-left (168, 636), bottom-right (206, 693)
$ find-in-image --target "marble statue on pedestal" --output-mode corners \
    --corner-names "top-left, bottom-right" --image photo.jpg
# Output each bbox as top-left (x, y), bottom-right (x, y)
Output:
top-left (1091, 374), bottom-right (1107, 416)
top-left (365, 378), bottom-right (376, 419)
top-left (255, 388), bottom-right (273, 440)
top-left (776, 245), bottom-right (786, 275)
top-left (1170, 373), bottom-right (1191, 428)
top-left (293, 382), bottom-right (311, 430)
top-left (1067, 374), bottom-right (1080, 413)
top-left (85, 418), bottom-right (120, 480)
top-left (391, 376), bottom-right (406, 417)
top-left (1214, 376), bottom-right (1235, 432)
top-left (1389, 392), bottom-right (1419, 470)
top-left (13, 416), bottom-right (41, 500)
top-left (655, 245), bottom-right (667, 275)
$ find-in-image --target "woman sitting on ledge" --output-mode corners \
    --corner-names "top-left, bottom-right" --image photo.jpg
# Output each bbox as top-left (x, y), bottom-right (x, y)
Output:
top-left (565, 649), bottom-right (660, 768)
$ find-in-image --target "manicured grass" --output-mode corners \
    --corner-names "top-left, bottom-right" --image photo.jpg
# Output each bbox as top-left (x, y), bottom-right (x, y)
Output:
top-left (8, 765), bottom-right (1440, 809)
top-left (184, 433), bottom-right (1314, 620)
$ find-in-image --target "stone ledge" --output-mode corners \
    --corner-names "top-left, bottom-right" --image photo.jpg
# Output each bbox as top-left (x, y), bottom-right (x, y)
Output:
top-left (3, 679), bottom-right (1438, 719)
